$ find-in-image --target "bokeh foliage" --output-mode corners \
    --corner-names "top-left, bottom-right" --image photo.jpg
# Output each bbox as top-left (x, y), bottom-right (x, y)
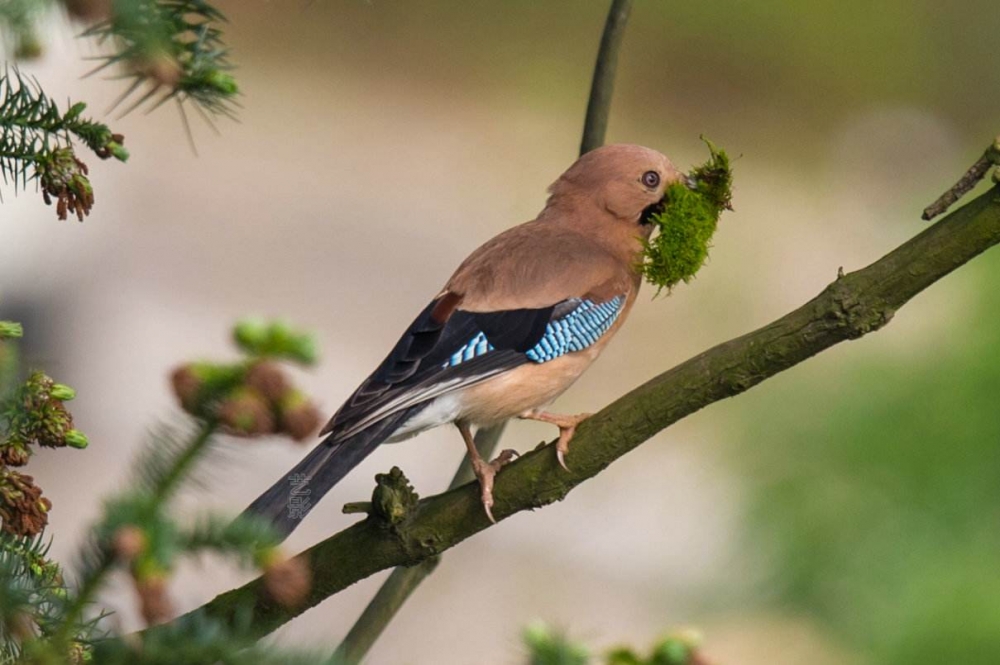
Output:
top-left (730, 250), bottom-right (1000, 664)
top-left (0, 321), bottom-right (323, 664)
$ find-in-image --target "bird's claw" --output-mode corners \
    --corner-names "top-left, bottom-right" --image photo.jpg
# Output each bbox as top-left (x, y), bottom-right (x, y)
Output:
top-left (554, 421), bottom-right (580, 470)
top-left (519, 409), bottom-right (592, 469)
top-left (472, 449), bottom-right (519, 523)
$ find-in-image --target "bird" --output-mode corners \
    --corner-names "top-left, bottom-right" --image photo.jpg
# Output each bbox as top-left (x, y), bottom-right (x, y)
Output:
top-left (242, 144), bottom-right (686, 537)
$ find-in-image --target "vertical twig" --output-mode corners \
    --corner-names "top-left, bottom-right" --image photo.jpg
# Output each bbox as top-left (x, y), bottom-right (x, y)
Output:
top-left (330, 425), bottom-right (503, 664)
top-left (330, 2), bottom-right (636, 660)
top-left (580, 0), bottom-right (634, 155)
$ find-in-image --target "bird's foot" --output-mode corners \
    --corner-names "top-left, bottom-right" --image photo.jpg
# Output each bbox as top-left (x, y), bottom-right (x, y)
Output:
top-left (519, 410), bottom-right (592, 470)
top-left (472, 448), bottom-right (519, 524)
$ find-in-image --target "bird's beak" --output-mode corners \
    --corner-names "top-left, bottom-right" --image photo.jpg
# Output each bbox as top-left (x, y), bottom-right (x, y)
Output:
top-left (684, 175), bottom-right (698, 191)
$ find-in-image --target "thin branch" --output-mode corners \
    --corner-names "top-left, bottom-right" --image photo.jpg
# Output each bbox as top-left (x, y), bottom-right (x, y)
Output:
top-left (580, 0), bottom-right (633, 155)
top-left (142, 156), bottom-right (1000, 643)
top-left (57, 420), bottom-right (218, 648)
top-left (922, 136), bottom-right (1000, 220)
top-left (329, 423), bottom-right (505, 665)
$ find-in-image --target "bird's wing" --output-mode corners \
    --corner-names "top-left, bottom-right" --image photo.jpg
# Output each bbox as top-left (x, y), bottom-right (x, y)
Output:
top-left (322, 222), bottom-right (637, 441)
top-left (322, 289), bottom-right (628, 441)
top-left (444, 220), bottom-right (632, 311)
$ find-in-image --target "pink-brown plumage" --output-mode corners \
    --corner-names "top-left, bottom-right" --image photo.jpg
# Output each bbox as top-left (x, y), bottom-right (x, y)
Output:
top-left (244, 144), bottom-right (686, 534)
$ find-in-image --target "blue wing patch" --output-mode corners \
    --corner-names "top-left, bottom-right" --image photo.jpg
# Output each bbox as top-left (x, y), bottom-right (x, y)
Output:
top-left (443, 296), bottom-right (624, 368)
top-left (525, 296), bottom-right (624, 362)
top-left (448, 331), bottom-right (494, 367)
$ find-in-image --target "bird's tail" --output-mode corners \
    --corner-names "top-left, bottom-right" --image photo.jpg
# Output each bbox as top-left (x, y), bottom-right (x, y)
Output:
top-left (240, 407), bottom-right (419, 540)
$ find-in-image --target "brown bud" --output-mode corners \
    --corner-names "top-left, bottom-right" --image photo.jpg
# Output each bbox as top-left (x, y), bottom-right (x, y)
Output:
top-left (112, 526), bottom-right (147, 563)
top-left (0, 471), bottom-right (51, 537)
top-left (245, 361), bottom-right (290, 403)
top-left (7, 610), bottom-right (36, 641)
top-left (63, 0), bottom-right (112, 21)
top-left (134, 574), bottom-right (173, 626)
top-left (262, 552), bottom-right (311, 609)
top-left (219, 388), bottom-right (274, 437)
top-left (133, 52), bottom-right (182, 87)
top-left (170, 364), bottom-right (204, 412)
top-left (278, 391), bottom-right (321, 442)
top-left (0, 443), bottom-right (30, 467)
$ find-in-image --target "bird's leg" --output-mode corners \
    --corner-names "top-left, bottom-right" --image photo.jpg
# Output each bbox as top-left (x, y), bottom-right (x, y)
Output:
top-left (518, 409), bottom-right (592, 471)
top-left (456, 421), bottom-right (518, 524)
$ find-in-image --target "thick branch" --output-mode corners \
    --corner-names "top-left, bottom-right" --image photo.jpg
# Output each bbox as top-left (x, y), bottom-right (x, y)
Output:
top-left (153, 182), bottom-right (1000, 641)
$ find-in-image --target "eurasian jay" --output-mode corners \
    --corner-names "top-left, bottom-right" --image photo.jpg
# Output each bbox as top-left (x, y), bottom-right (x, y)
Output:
top-left (244, 144), bottom-right (686, 535)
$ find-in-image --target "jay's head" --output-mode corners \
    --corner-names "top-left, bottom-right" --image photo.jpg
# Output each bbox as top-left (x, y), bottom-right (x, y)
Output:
top-left (547, 144), bottom-right (686, 231)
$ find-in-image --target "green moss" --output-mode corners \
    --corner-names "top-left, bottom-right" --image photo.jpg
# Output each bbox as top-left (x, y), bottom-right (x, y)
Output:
top-left (371, 467), bottom-right (419, 527)
top-left (640, 138), bottom-right (733, 293)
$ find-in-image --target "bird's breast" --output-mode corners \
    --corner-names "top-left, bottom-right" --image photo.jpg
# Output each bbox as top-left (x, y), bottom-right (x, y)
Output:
top-left (457, 281), bottom-right (639, 426)
top-left (455, 342), bottom-right (605, 426)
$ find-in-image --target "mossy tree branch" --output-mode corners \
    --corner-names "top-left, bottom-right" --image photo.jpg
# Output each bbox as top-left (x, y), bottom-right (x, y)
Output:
top-left (145, 151), bottom-right (1000, 643)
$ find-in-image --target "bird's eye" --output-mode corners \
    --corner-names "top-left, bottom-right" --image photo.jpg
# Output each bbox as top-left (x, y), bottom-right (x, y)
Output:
top-left (641, 171), bottom-right (660, 188)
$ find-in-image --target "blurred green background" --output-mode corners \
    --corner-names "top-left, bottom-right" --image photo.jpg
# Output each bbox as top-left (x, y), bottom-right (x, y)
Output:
top-left (2, 1), bottom-right (1000, 663)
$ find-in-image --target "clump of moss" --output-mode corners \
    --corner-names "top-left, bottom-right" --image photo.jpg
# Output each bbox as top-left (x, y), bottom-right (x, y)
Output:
top-left (641, 138), bottom-right (733, 293)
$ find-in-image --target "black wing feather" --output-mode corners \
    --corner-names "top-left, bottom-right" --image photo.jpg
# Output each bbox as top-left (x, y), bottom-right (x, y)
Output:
top-left (472, 307), bottom-right (554, 352)
top-left (326, 296), bottom-right (557, 438)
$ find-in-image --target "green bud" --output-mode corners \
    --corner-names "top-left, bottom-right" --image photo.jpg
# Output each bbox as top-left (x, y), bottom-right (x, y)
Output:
top-left (285, 334), bottom-right (318, 366)
top-left (607, 648), bottom-right (643, 665)
top-left (266, 321), bottom-right (318, 365)
top-left (253, 545), bottom-right (281, 570)
top-left (15, 33), bottom-right (43, 60)
top-left (70, 173), bottom-right (94, 197)
top-left (233, 319), bottom-right (269, 352)
top-left (652, 637), bottom-right (693, 665)
top-left (64, 430), bottom-right (89, 449)
top-left (66, 102), bottom-right (87, 121)
top-left (522, 621), bottom-right (553, 649)
top-left (206, 70), bottom-right (239, 95)
top-left (131, 555), bottom-right (165, 582)
top-left (50, 384), bottom-right (77, 401)
top-left (107, 142), bottom-right (130, 162)
top-left (233, 319), bottom-right (318, 365)
top-left (0, 321), bottom-right (24, 339)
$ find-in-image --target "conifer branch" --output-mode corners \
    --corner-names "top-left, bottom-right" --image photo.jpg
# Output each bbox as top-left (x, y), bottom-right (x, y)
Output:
top-left (0, 321), bottom-right (329, 662)
top-left (0, 68), bottom-right (128, 220)
top-left (1, 0), bottom-right (238, 220)
top-left (82, 0), bottom-right (238, 119)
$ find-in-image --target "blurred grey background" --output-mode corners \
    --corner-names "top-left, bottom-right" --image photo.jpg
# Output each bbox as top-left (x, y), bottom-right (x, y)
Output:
top-left (3, 1), bottom-right (1000, 663)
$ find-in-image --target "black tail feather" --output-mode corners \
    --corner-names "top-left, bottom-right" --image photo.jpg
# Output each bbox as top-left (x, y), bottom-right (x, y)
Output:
top-left (240, 407), bottom-right (421, 540)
